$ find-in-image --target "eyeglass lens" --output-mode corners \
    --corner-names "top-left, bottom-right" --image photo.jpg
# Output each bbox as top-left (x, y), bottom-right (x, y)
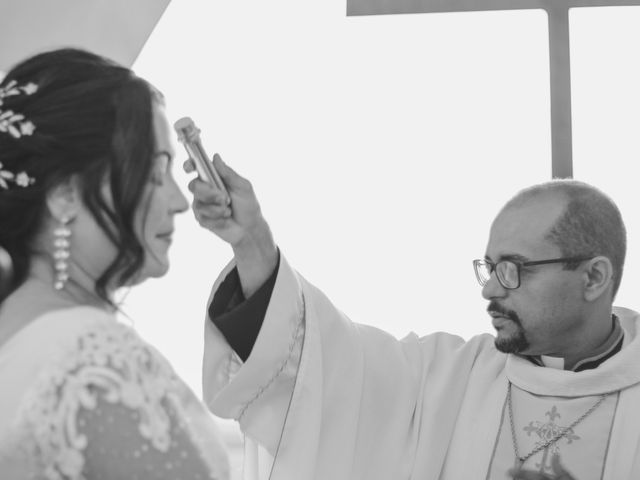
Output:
top-left (476, 261), bottom-right (519, 289)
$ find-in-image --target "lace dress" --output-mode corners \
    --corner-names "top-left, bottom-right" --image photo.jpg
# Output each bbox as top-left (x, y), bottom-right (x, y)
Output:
top-left (0, 306), bottom-right (229, 480)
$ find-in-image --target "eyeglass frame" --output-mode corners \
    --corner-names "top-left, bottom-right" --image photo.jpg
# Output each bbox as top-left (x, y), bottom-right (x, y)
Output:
top-left (472, 256), bottom-right (595, 290)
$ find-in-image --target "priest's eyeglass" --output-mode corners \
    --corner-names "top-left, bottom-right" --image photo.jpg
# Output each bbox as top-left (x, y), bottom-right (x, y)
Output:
top-left (472, 256), bottom-right (593, 290)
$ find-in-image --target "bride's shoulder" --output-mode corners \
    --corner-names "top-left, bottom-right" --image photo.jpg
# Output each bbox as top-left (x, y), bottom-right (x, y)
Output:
top-left (0, 305), bottom-right (179, 436)
top-left (0, 305), bottom-right (124, 357)
top-left (0, 307), bottom-right (229, 480)
top-left (0, 306), bottom-right (153, 416)
top-left (0, 307), bottom-right (123, 436)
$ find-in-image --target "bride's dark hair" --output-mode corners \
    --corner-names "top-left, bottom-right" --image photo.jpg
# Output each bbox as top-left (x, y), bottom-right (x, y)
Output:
top-left (0, 48), bottom-right (160, 303)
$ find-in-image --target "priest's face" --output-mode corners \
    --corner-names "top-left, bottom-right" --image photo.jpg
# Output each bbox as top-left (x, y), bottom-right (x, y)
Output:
top-left (481, 193), bottom-right (586, 356)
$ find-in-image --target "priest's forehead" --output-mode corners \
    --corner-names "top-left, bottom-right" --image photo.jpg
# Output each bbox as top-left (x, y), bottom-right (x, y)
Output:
top-left (485, 192), bottom-right (567, 261)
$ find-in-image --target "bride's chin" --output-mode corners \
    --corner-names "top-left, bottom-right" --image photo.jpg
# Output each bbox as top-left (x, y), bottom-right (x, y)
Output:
top-left (123, 262), bottom-right (170, 286)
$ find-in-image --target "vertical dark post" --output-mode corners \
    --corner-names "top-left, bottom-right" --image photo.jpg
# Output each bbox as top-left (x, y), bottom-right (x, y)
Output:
top-left (547, 5), bottom-right (573, 178)
top-left (347, 0), bottom-right (640, 179)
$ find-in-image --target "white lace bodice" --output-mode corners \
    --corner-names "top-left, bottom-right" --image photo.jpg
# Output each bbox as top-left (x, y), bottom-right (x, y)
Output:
top-left (0, 307), bottom-right (229, 480)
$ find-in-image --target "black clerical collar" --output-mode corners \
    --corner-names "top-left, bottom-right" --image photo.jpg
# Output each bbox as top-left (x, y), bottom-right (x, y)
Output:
top-left (523, 314), bottom-right (624, 372)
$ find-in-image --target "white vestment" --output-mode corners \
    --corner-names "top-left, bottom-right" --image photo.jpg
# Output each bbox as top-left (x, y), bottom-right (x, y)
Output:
top-left (203, 256), bottom-right (640, 479)
top-left (0, 306), bottom-right (229, 480)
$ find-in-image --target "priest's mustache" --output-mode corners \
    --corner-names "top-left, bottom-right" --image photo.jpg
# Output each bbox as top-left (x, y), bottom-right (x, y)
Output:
top-left (487, 301), bottom-right (522, 326)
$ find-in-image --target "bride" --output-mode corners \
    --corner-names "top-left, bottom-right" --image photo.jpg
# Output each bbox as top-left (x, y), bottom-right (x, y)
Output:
top-left (0, 48), bottom-right (229, 479)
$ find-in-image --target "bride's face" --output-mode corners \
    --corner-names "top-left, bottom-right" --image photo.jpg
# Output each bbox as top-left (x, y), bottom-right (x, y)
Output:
top-left (132, 106), bottom-right (189, 280)
top-left (65, 106), bottom-right (189, 290)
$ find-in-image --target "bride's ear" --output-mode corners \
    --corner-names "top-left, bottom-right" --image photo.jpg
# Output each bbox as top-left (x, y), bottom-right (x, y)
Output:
top-left (45, 175), bottom-right (82, 222)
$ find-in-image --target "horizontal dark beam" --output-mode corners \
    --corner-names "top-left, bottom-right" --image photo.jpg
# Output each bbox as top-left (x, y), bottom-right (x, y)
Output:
top-left (348, 0), bottom-right (640, 16)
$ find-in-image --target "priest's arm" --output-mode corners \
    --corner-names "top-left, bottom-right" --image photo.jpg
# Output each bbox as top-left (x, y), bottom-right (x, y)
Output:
top-left (188, 155), bottom-right (500, 479)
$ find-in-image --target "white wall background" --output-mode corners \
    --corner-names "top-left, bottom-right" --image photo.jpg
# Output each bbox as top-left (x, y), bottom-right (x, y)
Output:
top-left (125, 3), bottom-right (640, 475)
top-left (570, 7), bottom-right (640, 309)
top-left (129, 1), bottom-right (552, 391)
top-left (0, 0), bottom-right (170, 72)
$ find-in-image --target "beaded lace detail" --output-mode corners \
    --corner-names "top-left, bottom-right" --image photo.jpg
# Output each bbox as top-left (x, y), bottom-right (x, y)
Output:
top-left (4, 317), bottom-right (227, 480)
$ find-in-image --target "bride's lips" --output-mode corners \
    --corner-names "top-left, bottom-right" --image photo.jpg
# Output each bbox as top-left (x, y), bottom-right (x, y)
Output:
top-left (156, 230), bottom-right (174, 242)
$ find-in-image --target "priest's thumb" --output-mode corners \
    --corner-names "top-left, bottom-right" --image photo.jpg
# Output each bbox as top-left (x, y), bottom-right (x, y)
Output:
top-left (212, 153), bottom-right (243, 188)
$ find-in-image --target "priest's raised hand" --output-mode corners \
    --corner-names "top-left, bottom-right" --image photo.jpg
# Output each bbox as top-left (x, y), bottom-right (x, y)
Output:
top-left (185, 153), bottom-right (278, 298)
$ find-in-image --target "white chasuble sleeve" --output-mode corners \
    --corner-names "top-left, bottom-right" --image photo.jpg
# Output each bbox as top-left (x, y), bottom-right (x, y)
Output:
top-left (203, 255), bottom-right (501, 480)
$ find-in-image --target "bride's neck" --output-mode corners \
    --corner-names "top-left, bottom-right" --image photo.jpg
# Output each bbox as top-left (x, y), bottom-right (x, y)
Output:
top-left (0, 256), bottom-right (115, 347)
top-left (27, 255), bottom-right (114, 312)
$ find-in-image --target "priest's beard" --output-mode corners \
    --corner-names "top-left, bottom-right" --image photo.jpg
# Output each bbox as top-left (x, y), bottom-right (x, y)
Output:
top-left (489, 301), bottom-right (530, 353)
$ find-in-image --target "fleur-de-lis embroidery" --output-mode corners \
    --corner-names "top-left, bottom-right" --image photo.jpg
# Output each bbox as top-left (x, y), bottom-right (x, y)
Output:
top-left (523, 405), bottom-right (581, 473)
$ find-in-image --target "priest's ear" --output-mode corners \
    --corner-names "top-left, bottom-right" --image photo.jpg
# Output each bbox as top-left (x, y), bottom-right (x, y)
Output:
top-left (582, 256), bottom-right (614, 302)
top-left (45, 175), bottom-right (82, 223)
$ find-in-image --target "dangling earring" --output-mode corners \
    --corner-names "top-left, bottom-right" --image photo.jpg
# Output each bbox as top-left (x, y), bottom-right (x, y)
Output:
top-left (53, 216), bottom-right (72, 290)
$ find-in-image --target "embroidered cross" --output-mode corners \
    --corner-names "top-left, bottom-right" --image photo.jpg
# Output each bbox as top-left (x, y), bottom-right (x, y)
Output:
top-left (347, 0), bottom-right (640, 179)
top-left (523, 405), bottom-right (580, 473)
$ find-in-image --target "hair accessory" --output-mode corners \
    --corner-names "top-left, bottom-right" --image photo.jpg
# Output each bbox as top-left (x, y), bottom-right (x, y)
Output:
top-left (53, 216), bottom-right (72, 290)
top-left (0, 80), bottom-right (38, 189)
top-left (0, 80), bottom-right (38, 139)
top-left (0, 162), bottom-right (35, 190)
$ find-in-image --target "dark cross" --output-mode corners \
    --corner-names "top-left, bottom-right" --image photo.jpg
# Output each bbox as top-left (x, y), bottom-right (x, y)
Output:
top-left (347, 0), bottom-right (640, 178)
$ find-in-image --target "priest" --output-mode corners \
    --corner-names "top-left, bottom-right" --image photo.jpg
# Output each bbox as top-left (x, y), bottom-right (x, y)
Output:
top-left (188, 154), bottom-right (640, 480)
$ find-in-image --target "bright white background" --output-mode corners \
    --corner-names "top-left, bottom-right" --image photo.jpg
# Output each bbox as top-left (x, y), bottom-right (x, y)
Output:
top-left (570, 7), bottom-right (640, 308)
top-left (125, 3), bottom-right (640, 475)
top-left (129, 1), bottom-right (551, 393)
